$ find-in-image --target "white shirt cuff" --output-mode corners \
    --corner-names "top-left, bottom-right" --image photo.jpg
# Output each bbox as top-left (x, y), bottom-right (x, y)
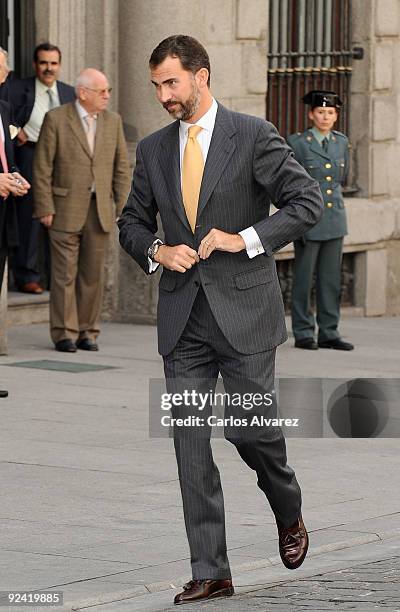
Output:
top-left (239, 227), bottom-right (265, 259)
top-left (148, 257), bottom-right (159, 273)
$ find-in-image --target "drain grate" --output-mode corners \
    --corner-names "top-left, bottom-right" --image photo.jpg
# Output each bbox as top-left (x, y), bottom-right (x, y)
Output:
top-left (4, 360), bottom-right (118, 373)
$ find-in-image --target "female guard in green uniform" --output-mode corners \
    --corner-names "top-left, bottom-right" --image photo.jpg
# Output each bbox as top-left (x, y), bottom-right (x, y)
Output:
top-left (287, 90), bottom-right (354, 351)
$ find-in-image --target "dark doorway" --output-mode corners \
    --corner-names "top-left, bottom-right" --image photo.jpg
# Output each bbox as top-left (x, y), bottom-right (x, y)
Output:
top-left (14, 0), bottom-right (36, 77)
top-left (0, 0), bottom-right (8, 50)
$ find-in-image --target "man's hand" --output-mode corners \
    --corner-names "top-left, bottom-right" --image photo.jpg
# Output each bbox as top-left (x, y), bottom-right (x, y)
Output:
top-left (16, 128), bottom-right (28, 146)
top-left (12, 172), bottom-right (30, 189)
top-left (0, 173), bottom-right (11, 198)
top-left (154, 244), bottom-right (199, 273)
top-left (8, 172), bottom-right (30, 197)
top-left (198, 229), bottom-right (246, 260)
top-left (39, 214), bottom-right (54, 228)
top-left (0, 173), bottom-right (29, 198)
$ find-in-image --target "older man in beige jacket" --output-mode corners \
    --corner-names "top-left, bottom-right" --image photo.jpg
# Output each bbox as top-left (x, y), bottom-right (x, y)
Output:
top-left (33, 68), bottom-right (130, 352)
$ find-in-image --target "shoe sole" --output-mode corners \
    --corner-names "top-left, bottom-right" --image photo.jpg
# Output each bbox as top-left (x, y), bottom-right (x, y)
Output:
top-left (174, 587), bottom-right (234, 605)
top-left (280, 532), bottom-right (309, 570)
top-left (318, 345), bottom-right (353, 351)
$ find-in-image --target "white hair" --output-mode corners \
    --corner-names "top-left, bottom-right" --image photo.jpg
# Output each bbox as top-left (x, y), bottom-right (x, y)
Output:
top-left (75, 68), bottom-right (106, 96)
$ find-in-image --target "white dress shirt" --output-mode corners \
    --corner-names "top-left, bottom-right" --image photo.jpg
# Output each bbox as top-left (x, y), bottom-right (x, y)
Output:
top-left (75, 99), bottom-right (98, 137)
top-left (149, 98), bottom-right (264, 271)
top-left (24, 79), bottom-right (60, 142)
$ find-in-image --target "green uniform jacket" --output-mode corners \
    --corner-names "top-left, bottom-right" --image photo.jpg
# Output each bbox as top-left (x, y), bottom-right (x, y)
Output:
top-left (287, 128), bottom-right (349, 241)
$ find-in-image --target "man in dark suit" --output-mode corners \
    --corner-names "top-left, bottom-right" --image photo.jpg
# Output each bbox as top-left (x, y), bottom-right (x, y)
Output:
top-left (118, 35), bottom-right (323, 605)
top-left (0, 49), bottom-right (30, 397)
top-left (8, 42), bottom-right (75, 294)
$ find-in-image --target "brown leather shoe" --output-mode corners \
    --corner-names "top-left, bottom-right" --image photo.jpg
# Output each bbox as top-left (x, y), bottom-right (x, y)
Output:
top-left (19, 282), bottom-right (44, 294)
top-left (277, 515), bottom-right (309, 570)
top-left (174, 579), bottom-right (234, 605)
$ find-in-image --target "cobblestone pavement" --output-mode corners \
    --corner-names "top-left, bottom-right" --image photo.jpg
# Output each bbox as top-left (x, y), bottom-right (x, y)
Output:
top-left (193, 556), bottom-right (400, 611)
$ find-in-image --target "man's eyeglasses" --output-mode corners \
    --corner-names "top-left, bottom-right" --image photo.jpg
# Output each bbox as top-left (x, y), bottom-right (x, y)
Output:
top-left (83, 87), bottom-right (112, 95)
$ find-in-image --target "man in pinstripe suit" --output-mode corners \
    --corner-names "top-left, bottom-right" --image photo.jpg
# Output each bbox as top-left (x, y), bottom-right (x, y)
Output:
top-left (119, 35), bottom-right (323, 605)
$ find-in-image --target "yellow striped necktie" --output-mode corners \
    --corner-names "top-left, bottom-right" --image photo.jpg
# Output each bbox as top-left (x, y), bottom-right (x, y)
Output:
top-left (182, 125), bottom-right (204, 232)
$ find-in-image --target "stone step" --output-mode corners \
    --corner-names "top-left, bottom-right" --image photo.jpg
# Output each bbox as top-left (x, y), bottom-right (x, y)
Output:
top-left (7, 291), bottom-right (50, 326)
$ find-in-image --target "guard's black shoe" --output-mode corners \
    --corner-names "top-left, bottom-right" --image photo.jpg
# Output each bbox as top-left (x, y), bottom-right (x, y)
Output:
top-left (0, 389), bottom-right (8, 398)
top-left (294, 338), bottom-right (318, 350)
top-left (318, 338), bottom-right (354, 351)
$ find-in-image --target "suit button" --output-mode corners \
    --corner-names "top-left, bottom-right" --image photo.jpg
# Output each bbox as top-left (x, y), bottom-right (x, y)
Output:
top-left (326, 202), bottom-right (333, 208)
top-left (325, 163), bottom-right (332, 169)
top-left (326, 176), bottom-right (332, 182)
top-left (194, 280), bottom-right (200, 287)
top-left (326, 189), bottom-right (333, 195)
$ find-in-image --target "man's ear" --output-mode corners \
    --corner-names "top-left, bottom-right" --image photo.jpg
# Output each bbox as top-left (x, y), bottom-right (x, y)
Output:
top-left (196, 68), bottom-right (209, 89)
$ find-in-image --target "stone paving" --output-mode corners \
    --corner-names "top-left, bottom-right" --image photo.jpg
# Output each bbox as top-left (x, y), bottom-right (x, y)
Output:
top-left (198, 555), bottom-right (400, 611)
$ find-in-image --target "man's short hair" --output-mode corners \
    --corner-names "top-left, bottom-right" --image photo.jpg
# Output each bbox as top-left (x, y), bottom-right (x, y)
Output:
top-left (33, 42), bottom-right (62, 63)
top-left (149, 35), bottom-right (211, 86)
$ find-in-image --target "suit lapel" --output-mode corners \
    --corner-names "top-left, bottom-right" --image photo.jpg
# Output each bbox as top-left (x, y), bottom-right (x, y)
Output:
top-left (158, 121), bottom-right (191, 231)
top-left (67, 103), bottom-right (92, 159)
top-left (57, 82), bottom-right (66, 104)
top-left (93, 112), bottom-right (104, 160)
top-left (196, 105), bottom-right (236, 221)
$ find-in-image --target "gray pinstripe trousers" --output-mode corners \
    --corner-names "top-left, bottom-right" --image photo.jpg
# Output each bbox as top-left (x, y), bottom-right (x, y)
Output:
top-left (163, 288), bottom-right (302, 580)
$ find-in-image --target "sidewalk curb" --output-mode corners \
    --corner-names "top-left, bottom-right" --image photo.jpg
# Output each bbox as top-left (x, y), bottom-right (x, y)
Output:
top-left (63, 528), bottom-right (400, 611)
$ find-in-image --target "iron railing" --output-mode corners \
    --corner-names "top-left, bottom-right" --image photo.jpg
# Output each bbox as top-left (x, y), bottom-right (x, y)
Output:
top-left (267, 0), bottom-right (356, 137)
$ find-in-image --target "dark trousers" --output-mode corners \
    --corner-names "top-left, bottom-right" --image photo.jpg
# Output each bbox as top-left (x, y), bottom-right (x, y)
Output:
top-left (0, 243), bottom-right (7, 288)
top-left (163, 288), bottom-right (302, 580)
top-left (12, 142), bottom-right (44, 286)
top-left (291, 237), bottom-right (343, 342)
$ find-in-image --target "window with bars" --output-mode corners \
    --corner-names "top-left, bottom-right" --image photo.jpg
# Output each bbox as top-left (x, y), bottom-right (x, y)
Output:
top-left (267, 0), bottom-right (358, 138)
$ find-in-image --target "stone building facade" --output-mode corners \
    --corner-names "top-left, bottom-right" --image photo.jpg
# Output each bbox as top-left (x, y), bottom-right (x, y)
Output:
top-left (1, 0), bottom-right (400, 352)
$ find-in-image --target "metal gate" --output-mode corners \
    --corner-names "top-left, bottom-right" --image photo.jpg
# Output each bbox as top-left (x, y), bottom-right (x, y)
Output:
top-left (267, 0), bottom-right (361, 137)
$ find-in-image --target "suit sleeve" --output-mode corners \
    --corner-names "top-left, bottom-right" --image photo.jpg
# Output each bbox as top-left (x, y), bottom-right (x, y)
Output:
top-left (118, 141), bottom-right (159, 274)
top-left (252, 122), bottom-right (323, 256)
top-left (32, 112), bottom-right (57, 218)
top-left (112, 116), bottom-right (131, 217)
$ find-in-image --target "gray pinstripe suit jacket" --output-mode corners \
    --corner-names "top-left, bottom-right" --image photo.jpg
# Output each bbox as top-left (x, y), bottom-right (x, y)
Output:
top-left (118, 103), bottom-right (323, 356)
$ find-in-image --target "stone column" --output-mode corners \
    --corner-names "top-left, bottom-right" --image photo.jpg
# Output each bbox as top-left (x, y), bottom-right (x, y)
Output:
top-left (35, 0), bottom-right (86, 84)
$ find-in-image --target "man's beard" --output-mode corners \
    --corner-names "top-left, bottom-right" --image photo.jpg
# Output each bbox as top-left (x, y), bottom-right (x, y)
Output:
top-left (164, 83), bottom-right (201, 121)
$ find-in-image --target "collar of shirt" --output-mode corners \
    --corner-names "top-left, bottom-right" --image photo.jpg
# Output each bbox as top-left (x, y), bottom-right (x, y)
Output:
top-left (311, 126), bottom-right (331, 145)
top-left (75, 100), bottom-right (98, 122)
top-left (35, 78), bottom-right (58, 96)
top-left (179, 98), bottom-right (218, 172)
top-left (179, 98), bottom-right (218, 140)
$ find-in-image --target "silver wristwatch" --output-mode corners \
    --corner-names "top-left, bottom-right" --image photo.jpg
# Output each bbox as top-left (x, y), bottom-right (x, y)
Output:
top-left (148, 239), bottom-right (163, 261)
